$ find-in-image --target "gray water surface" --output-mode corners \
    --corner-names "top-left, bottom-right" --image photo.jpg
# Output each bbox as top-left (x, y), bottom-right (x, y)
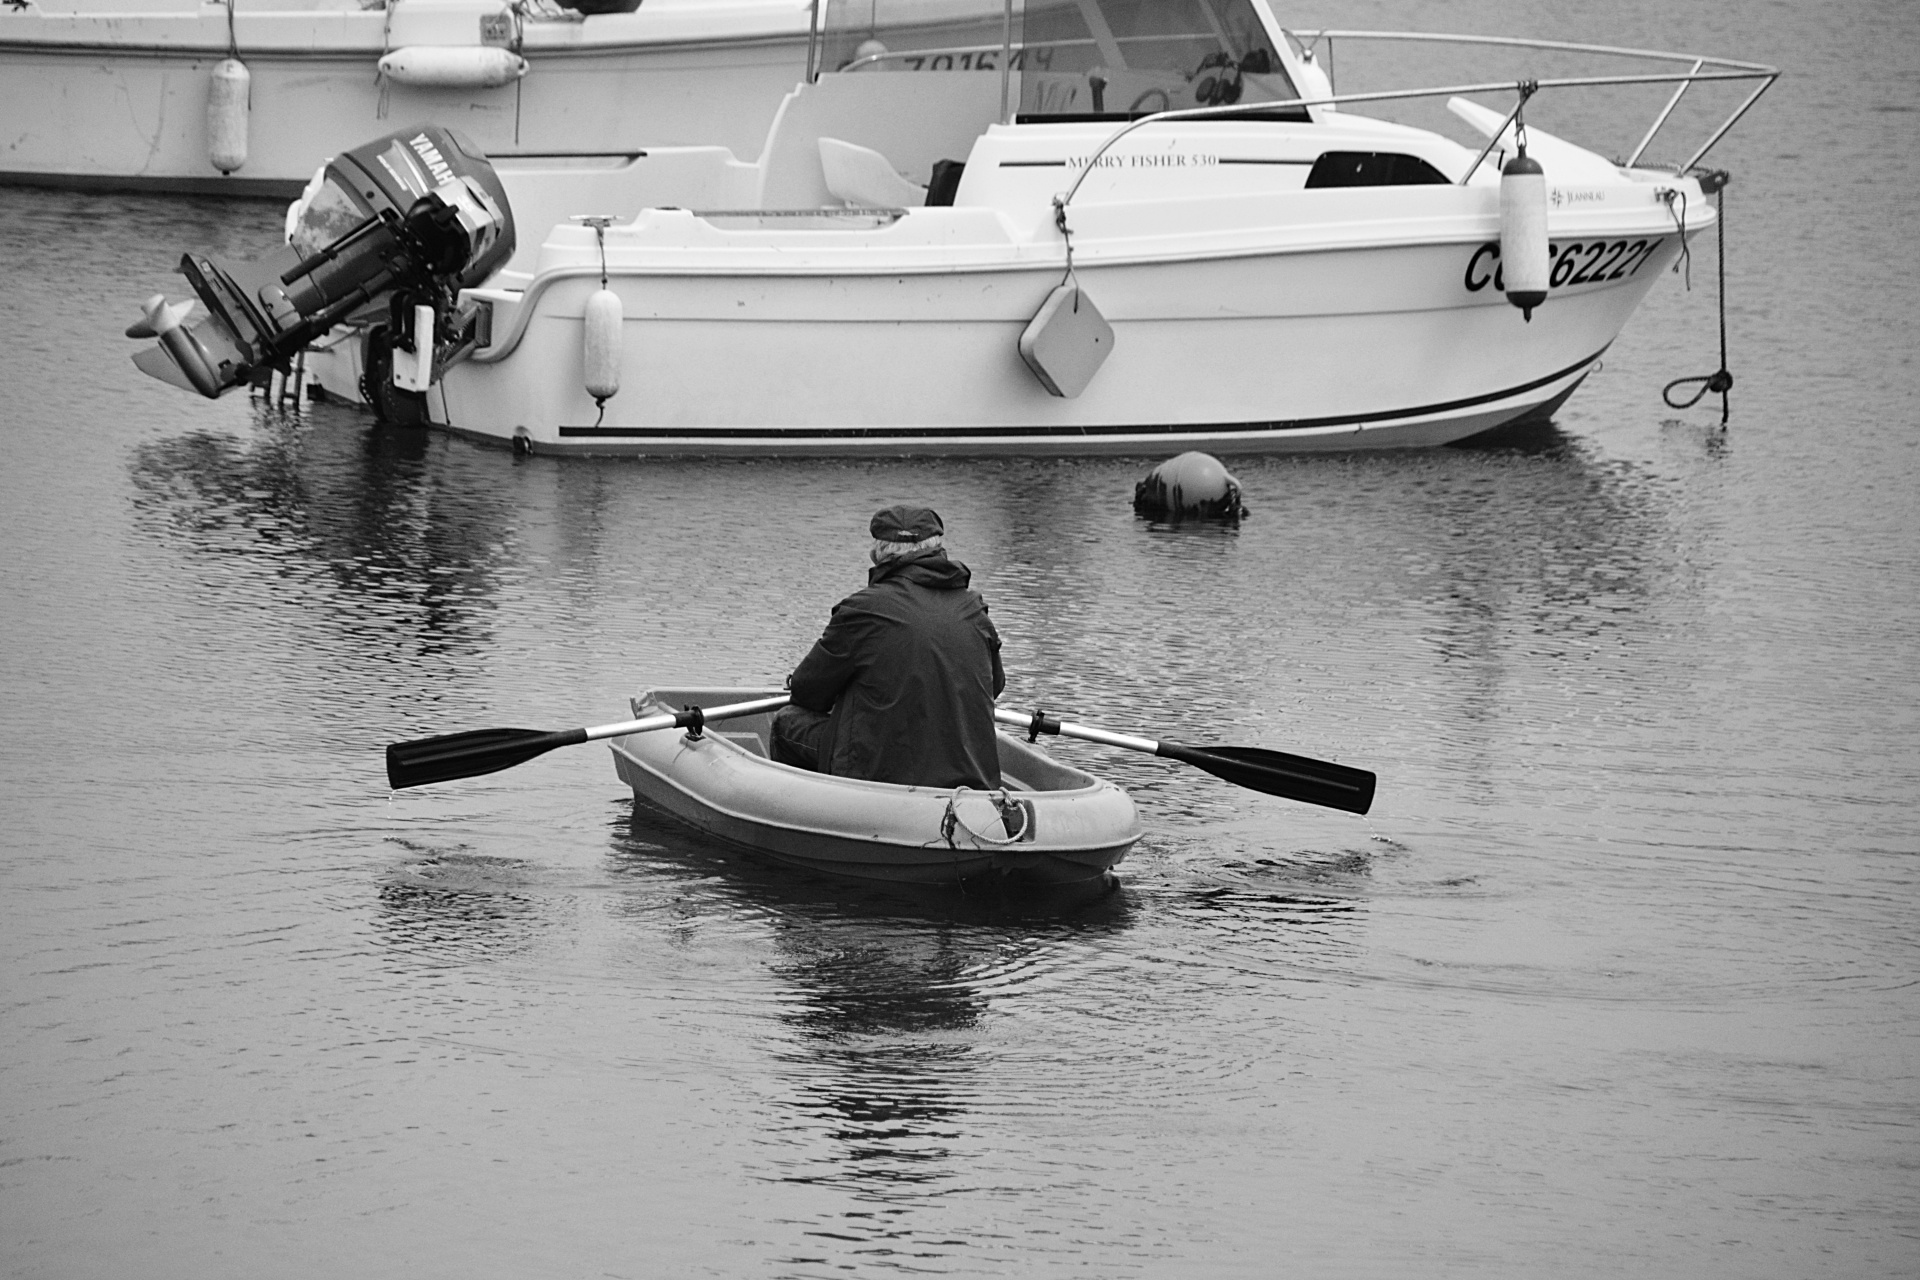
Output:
top-left (4, 1), bottom-right (1917, 1276)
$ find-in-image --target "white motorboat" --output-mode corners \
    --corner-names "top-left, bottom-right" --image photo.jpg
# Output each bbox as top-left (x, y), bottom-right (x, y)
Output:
top-left (128, 0), bottom-right (1776, 454)
top-left (1, 0), bottom-right (811, 195)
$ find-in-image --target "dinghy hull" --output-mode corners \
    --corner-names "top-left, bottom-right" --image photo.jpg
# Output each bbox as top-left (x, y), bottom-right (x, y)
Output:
top-left (611, 687), bottom-right (1141, 886)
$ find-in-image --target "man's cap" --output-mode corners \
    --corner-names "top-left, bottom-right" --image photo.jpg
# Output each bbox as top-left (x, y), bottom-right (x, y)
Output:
top-left (870, 505), bottom-right (944, 543)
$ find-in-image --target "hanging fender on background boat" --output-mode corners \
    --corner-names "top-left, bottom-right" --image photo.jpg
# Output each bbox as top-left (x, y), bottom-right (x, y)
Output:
top-left (1499, 144), bottom-right (1549, 320)
top-left (377, 47), bottom-right (530, 90)
top-left (582, 288), bottom-right (623, 405)
top-left (206, 58), bottom-right (250, 174)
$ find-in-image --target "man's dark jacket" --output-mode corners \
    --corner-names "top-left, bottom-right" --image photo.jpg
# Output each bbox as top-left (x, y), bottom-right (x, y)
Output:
top-left (787, 551), bottom-right (1005, 788)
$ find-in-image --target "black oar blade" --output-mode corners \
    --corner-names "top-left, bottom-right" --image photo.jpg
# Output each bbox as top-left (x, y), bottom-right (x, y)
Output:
top-left (1160, 742), bottom-right (1376, 814)
top-left (386, 726), bottom-right (589, 790)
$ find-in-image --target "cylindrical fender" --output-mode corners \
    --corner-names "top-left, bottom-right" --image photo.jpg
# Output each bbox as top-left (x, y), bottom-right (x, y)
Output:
top-left (207, 58), bottom-right (251, 175)
top-left (582, 288), bottom-right (623, 404)
top-left (377, 47), bottom-right (530, 90)
top-left (1500, 147), bottom-right (1549, 320)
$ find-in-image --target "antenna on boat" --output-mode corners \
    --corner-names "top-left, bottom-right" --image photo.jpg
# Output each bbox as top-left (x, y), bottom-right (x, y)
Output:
top-left (1000, 0), bottom-right (1015, 123)
top-left (806, 0), bottom-right (822, 83)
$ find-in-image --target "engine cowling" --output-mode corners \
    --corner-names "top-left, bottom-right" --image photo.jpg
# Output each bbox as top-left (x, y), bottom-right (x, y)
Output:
top-left (132, 124), bottom-right (515, 399)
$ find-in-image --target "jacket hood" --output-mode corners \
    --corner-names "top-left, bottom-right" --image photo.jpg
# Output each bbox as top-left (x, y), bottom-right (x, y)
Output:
top-left (868, 549), bottom-right (972, 590)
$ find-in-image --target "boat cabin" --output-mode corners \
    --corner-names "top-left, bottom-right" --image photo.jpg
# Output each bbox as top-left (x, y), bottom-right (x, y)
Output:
top-left (483, 0), bottom-right (1469, 282)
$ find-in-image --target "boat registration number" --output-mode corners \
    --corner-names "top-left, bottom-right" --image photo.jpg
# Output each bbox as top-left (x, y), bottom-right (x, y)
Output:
top-left (1464, 237), bottom-right (1667, 294)
top-left (895, 48), bottom-right (1056, 72)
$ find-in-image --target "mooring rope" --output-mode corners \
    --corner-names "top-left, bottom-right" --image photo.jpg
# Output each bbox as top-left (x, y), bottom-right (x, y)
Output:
top-left (1661, 170), bottom-right (1734, 426)
top-left (941, 787), bottom-right (1029, 848)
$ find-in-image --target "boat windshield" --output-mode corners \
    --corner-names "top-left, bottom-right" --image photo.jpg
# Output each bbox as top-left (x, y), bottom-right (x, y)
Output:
top-left (815, 0), bottom-right (1302, 120)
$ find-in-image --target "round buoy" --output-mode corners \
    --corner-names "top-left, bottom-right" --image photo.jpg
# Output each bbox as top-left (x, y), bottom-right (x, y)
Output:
top-left (1499, 145), bottom-right (1549, 320)
top-left (206, 58), bottom-right (251, 175)
top-left (1133, 451), bottom-right (1247, 521)
top-left (582, 288), bottom-right (623, 404)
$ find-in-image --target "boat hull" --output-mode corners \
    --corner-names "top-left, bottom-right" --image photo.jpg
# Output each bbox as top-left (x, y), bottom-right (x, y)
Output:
top-left (611, 687), bottom-right (1141, 887)
top-left (0, 7), bottom-right (806, 194)
top-left (434, 201), bottom-right (1689, 456)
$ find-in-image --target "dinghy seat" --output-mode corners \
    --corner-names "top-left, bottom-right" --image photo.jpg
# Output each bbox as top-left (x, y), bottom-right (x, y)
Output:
top-left (818, 138), bottom-right (927, 209)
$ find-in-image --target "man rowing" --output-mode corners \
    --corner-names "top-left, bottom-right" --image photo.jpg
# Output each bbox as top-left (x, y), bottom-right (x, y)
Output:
top-left (771, 505), bottom-right (1005, 789)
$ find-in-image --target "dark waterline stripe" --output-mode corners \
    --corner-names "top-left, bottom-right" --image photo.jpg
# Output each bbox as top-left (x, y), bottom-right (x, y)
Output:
top-left (557, 347), bottom-right (1606, 441)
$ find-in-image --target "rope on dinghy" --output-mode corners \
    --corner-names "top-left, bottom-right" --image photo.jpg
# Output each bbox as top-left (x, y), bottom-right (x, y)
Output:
top-left (941, 787), bottom-right (1029, 848)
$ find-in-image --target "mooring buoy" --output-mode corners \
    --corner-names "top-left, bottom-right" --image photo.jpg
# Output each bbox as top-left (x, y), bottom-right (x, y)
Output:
top-left (1133, 451), bottom-right (1247, 520)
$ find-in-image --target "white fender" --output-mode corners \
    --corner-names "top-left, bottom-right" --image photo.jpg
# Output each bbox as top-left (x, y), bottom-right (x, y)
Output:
top-left (206, 59), bottom-right (250, 175)
top-left (1500, 147), bottom-right (1549, 319)
top-left (583, 289), bottom-right (623, 403)
top-left (377, 47), bottom-right (530, 90)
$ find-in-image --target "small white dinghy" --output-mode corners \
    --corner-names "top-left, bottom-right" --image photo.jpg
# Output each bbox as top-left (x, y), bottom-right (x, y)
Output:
top-left (610, 687), bottom-right (1141, 886)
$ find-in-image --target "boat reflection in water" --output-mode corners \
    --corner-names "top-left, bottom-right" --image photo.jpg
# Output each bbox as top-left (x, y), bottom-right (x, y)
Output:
top-left (125, 405), bottom-right (521, 673)
top-left (607, 807), bottom-right (1133, 1230)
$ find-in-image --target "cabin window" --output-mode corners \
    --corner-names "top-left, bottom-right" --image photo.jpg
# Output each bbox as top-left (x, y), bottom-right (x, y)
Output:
top-left (1303, 152), bottom-right (1451, 188)
top-left (815, 0), bottom-right (1304, 122)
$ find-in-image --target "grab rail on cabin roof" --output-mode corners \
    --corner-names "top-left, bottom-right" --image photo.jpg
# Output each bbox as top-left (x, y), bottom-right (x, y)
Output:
top-left (1055, 56), bottom-right (1777, 214)
top-left (1284, 29), bottom-right (1778, 173)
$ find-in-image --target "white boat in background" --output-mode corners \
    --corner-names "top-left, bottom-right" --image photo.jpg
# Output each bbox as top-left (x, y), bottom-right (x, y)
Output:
top-left (127, 0), bottom-right (1776, 455)
top-left (1, 0), bottom-right (811, 195)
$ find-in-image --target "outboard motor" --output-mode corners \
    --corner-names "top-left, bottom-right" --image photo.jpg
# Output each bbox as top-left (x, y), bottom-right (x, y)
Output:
top-left (129, 125), bottom-right (514, 401)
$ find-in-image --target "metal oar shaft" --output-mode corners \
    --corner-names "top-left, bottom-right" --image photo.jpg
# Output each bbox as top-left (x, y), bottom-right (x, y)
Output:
top-left (994, 707), bottom-right (1375, 813)
top-left (582, 694), bottom-right (792, 744)
top-left (994, 707), bottom-right (1155, 753)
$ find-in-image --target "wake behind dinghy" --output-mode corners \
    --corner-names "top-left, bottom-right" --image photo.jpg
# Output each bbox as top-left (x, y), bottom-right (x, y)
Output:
top-left (129, 124), bottom-right (515, 417)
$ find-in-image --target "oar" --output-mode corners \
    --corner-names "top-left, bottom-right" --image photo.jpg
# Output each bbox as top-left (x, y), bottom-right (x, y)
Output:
top-left (995, 707), bottom-right (1375, 815)
top-left (386, 694), bottom-right (792, 790)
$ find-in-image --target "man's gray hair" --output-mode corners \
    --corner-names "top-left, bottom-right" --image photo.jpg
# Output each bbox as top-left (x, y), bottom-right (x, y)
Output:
top-left (871, 534), bottom-right (943, 564)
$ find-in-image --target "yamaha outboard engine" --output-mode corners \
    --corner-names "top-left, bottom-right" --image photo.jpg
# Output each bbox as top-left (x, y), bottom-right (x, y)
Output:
top-left (128, 125), bottom-right (514, 401)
